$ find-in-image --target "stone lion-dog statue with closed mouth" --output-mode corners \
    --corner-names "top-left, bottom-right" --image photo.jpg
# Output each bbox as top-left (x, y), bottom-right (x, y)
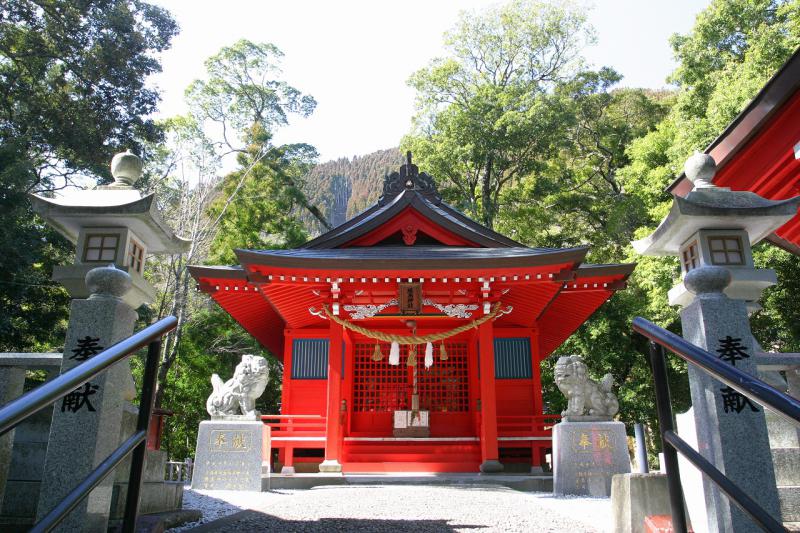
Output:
top-left (206, 354), bottom-right (269, 419)
top-left (554, 355), bottom-right (618, 421)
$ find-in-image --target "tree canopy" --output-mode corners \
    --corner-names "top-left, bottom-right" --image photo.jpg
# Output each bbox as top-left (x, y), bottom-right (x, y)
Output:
top-left (0, 0), bottom-right (177, 351)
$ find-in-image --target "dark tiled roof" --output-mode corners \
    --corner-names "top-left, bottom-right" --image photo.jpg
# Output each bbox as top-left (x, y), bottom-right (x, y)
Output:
top-left (236, 245), bottom-right (589, 270)
top-left (301, 189), bottom-right (522, 249)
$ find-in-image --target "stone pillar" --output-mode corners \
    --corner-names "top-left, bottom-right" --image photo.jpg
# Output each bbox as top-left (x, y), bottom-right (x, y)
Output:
top-left (679, 266), bottom-right (781, 533)
top-left (0, 367), bottom-right (25, 500)
top-left (478, 321), bottom-right (502, 473)
top-left (36, 266), bottom-right (137, 532)
top-left (320, 320), bottom-right (343, 473)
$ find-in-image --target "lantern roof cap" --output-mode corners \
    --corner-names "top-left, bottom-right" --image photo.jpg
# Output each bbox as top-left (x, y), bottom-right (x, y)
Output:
top-left (28, 150), bottom-right (190, 253)
top-left (633, 185), bottom-right (800, 256)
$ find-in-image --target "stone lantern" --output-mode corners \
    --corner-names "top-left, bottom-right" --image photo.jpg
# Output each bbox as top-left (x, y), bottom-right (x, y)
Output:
top-left (633, 153), bottom-right (800, 533)
top-left (633, 152), bottom-right (800, 312)
top-left (29, 150), bottom-right (190, 308)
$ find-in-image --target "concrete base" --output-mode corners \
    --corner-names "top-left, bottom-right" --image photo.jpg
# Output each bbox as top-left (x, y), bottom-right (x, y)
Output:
top-left (479, 460), bottom-right (504, 473)
top-left (318, 460), bottom-right (343, 473)
top-left (280, 466), bottom-right (296, 475)
top-left (553, 421), bottom-right (631, 497)
top-left (611, 473), bottom-right (679, 533)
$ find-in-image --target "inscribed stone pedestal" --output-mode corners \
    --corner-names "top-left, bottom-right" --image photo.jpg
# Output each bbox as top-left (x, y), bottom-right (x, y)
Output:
top-left (552, 421), bottom-right (630, 497)
top-left (35, 296), bottom-right (137, 532)
top-left (680, 291), bottom-right (781, 532)
top-left (192, 420), bottom-right (263, 492)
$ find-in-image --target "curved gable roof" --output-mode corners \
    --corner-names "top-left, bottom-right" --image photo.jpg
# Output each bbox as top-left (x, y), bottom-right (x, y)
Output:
top-left (302, 189), bottom-right (523, 249)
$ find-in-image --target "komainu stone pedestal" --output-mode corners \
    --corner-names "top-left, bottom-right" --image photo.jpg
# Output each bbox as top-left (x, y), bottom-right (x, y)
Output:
top-left (192, 420), bottom-right (263, 491)
top-left (553, 421), bottom-right (630, 497)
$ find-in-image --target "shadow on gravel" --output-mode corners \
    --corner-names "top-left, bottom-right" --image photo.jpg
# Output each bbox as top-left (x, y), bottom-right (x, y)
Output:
top-left (184, 509), bottom-right (485, 532)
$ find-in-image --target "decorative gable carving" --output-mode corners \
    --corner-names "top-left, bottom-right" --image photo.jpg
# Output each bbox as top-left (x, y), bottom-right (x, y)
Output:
top-left (379, 151), bottom-right (442, 206)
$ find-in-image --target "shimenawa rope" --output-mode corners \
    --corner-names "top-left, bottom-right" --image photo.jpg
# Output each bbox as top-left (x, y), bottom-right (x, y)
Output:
top-left (322, 302), bottom-right (502, 344)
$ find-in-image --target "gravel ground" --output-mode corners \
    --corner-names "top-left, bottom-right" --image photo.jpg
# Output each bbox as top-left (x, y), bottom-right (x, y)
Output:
top-left (169, 484), bottom-right (613, 532)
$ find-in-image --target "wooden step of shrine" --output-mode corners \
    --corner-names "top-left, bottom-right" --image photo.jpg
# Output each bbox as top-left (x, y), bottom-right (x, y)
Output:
top-left (342, 440), bottom-right (482, 473)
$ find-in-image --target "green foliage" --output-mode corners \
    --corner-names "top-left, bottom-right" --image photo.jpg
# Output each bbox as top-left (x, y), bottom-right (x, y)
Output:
top-left (404, 0), bottom-right (593, 228)
top-left (206, 138), bottom-right (316, 263)
top-left (0, 0), bottom-right (177, 351)
top-left (186, 39), bottom-right (317, 149)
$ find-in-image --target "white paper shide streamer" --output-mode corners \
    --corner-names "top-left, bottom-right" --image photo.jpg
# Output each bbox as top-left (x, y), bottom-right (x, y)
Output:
top-left (424, 342), bottom-right (434, 368)
top-left (389, 341), bottom-right (400, 365)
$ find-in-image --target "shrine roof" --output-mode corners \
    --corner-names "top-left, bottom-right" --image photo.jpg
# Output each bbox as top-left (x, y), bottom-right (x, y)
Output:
top-left (235, 245), bottom-right (588, 271)
top-left (302, 161), bottom-right (522, 249)
top-left (188, 153), bottom-right (635, 360)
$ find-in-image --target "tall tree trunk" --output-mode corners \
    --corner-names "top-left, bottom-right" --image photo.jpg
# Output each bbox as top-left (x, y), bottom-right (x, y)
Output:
top-left (481, 153), bottom-right (494, 229)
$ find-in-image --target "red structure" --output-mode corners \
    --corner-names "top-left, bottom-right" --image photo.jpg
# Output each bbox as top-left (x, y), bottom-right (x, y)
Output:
top-left (669, 47), bottom-right (800, 255)
top-left (190, 155), bottom-right (633, 473)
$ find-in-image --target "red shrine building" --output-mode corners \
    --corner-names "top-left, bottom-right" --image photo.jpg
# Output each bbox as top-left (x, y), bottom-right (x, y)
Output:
top-left (189, 156), bottom-right (633, 474)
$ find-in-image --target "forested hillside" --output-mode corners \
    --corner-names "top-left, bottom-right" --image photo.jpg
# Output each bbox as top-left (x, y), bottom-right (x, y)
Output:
top-left (301, 148), bottom-right (404, 234)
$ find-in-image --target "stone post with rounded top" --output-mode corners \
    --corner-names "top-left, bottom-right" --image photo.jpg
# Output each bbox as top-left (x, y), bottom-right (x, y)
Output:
top-left (35, 265), bottom-right (138, 532)
top-left (632, 153), bottom-right (798, 532)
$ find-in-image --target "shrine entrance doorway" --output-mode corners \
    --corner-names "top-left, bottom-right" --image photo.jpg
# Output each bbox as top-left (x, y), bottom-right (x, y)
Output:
top-left (347, 336), bottom-right (475, 438)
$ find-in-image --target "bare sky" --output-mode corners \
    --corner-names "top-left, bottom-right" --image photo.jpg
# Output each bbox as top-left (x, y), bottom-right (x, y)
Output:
top-left (149, 0), bottom-right (710, 162)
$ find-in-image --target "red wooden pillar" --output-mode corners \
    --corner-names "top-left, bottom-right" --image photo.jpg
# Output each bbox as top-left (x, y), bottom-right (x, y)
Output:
top-left (320, 320), bottom-right (344, 472)
top-left (478, 320), bottom-right (503, 473)
top-left (530, 330), bottom-right (545, 471)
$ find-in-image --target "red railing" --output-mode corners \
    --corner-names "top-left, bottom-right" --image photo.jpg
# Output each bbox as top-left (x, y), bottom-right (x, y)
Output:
top-left (261, 414), bottom-right (326, 437)
top-left (497, 414), bottom-right (561, 437)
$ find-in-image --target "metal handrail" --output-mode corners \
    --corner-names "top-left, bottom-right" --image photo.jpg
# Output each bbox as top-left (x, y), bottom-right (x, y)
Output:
top-left (633, 316), bottom-right (800, 533)
top-left (0, 315), bottom-right (177, 533)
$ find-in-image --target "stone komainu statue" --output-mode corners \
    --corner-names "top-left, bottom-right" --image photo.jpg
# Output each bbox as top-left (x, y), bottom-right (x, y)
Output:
top-left (206, 354), bottom-right (269, 418)
top-left (554, 355), bottom-right (619, 420)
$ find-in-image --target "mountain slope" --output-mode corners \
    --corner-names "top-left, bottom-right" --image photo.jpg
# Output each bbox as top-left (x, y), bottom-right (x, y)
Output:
top-left (301, 148), bottom-right (404, 235)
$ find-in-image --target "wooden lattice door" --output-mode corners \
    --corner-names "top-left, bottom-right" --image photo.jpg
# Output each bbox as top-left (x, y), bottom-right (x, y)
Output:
top-left (352, 342), bottom-right (469, 414)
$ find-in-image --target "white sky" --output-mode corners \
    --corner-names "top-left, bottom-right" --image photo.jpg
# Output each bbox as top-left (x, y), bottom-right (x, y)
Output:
top-left (149, 0), bottom-right (710, 163)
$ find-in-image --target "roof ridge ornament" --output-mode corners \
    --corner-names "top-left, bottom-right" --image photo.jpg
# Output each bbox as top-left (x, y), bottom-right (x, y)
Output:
top-left (378, 151), bottom-right (442, 206)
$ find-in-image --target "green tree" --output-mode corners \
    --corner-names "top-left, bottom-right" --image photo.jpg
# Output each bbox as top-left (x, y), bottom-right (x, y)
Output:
top-left (619, 0), bottom-right (800, 353)
top-left (0, 0), bottom-right (177, 351)
top-left (149, 41), bottom-right (328, 416)
top-left (404, 0), bottom-right (593, 228)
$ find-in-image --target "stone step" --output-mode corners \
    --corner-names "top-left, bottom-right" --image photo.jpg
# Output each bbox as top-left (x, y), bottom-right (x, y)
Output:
top-left (780, 486), bottom-right (800, 523)
top-left (773, 448), bottom-right (800, 486)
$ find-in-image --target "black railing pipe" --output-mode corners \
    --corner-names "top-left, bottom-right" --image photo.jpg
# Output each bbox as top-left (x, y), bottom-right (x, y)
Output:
top-left (0, 316), bottom-right (177, 436)
top-left (0, 316), bottom-right (177, 532)
top-left (648, 341), bottom-right (688, 533)
top-left (635, 317), bottom-right (798, 533)
top-left (664, 430), bottom-right (786, 533)
top-left (122, 339), bottom-right (161, 532)
top-left (633, 317), bottom-right (800, 427)
top-left (31, 430), bottom-right (146, 533)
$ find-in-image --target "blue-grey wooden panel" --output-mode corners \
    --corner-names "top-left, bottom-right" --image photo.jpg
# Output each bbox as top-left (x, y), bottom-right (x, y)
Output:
top-left (292, 339), bottom-right (328, 379)
top-left (494, 337), bottom-right (532, 379)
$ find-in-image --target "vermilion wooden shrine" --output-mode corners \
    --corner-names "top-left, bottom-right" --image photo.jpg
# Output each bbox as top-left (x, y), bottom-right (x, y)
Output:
top-left (189, 156), bottom-right (633, 473)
